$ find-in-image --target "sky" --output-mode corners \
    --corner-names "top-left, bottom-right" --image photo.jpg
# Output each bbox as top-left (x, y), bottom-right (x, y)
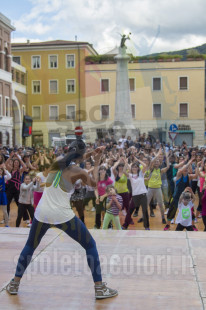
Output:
top-left (1, 0), bottom-right (206, 56)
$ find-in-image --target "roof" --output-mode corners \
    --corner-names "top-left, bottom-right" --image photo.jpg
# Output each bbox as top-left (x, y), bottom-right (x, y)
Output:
top-left (12, 39), bottom-right (90, 47)
top-left (11, 40), bottom-right (98, 55)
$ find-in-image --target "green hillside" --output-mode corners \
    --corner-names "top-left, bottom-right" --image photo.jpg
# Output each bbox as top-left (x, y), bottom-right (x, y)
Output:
top-left (147, 43), bottom-right (206, 58)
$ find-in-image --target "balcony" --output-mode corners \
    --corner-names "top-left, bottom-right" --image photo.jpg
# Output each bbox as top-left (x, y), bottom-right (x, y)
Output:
top-left (0, 68), bottom-right (12, 83)
top-left (11, 61), bottom-right (26, 73)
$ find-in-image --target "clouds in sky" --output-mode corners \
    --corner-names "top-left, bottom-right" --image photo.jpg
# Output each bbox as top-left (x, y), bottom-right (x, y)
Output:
top-left (10, 0), bottom-right (206, 55)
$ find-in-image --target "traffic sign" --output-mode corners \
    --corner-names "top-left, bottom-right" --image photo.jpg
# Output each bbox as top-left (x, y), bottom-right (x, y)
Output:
top-left (169, 131), bottom-right (178, 141)
top-left (169, 124), bottom-right (178, 132)
top-left (75, 126), bottom-right (83, 136)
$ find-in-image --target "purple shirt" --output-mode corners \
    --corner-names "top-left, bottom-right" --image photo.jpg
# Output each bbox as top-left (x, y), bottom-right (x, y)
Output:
top-left (106, 194), bottom-right (123, 216)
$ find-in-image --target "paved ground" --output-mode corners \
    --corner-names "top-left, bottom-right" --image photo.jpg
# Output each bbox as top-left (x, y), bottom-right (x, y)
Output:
top-left (0, 228), bottom-right (206, 310)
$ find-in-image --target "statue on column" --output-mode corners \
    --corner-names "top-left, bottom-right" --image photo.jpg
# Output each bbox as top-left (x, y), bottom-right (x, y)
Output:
top-left (120, 32), bottom-right (131, 48)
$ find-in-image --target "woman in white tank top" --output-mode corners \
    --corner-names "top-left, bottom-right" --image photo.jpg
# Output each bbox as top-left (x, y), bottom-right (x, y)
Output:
top-left (6, 139), bottom-right (118, 300)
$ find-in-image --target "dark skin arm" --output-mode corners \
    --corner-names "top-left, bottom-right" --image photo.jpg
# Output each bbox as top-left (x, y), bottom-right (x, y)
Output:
top-left (63, 166), bottom-right (98, 187)
top-left (47, 147), bottom-right (105, 188)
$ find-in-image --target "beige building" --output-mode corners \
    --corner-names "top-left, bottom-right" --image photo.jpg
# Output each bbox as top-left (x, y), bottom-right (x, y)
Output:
top-left (84, 59), bottom-right (205, 146)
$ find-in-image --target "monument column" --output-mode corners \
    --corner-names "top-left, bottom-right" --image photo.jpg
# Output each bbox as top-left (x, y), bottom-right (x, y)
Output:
top-left (113, 34), bottom-right (137, 140)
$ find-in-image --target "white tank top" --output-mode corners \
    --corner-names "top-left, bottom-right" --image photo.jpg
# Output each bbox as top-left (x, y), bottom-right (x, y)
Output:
top-left (35, 179), bottom-right (75, 224)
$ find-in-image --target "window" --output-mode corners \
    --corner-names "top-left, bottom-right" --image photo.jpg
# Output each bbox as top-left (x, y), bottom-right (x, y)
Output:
top-left (101, 79), bottom-right (109, 92)
top-left (49, 80), bottom-right (58, 94)
top-left (66, 79), bottom-right (75, 93)
top-left (49, 55), bottom-right (58, 68)
top-left (179, 103), bottom-right (188, 117)
top-left (32, 56), bottom-right (40, 69)
top-left (101, 105), bottom-right (109, 119)
top-left (4, 48), bottom-right (8, 71)
top-left (66, 105), bottom-right (76, 120)
top-left (131, 104), bottom-right (135, 118)
top-left (13, 56), bottom-right (21, 65)
top-left (5, 97), bottom-right (10, 117)
top-left (32, 106), bottom-right (41, 120)
top-left (66, 54), bottom-right (75, 68)
top-left (153, 104), bottom-right (161, 118)
top-left (129, 78), bottom-right (135, 91)
top-left (32, 81), bottom-right (41, 94)
top-left (16, 71), bottom-right (20, 83)
top-left (179, 77), bottom-right (188, 90)
top-left (49, 106), bottom-right (58, 120)
top-left (0, 96), bottom-right (2, 116)
top-left (153, 77), bottom-right (161, 91)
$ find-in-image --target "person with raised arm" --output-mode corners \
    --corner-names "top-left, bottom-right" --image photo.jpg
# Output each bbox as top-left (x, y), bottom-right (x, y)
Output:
top-left (164, 155), bottom-right (197, 231)
top-left (122, 156), bottom-right (150, 230)
top-left (147, 148), bottom-right (169, 224)
top-left (6, 140), bottom-right (118, 300)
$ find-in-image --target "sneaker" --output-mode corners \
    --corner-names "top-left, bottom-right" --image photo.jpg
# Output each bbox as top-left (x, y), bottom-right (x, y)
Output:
top-left (162, 218), bottom-right (166, 224)
top-left (171, 219), bottom-right (174, 224)
top-left (5, 225), bottom-right (9, 227)
top-left (95, 282), bottom-right (118, 299)
top-left (91, 207), bottom-right (96, 212)
top-left (150, 211), bottom-right (155, 217)
top-left (138, 218), bottom-right (143, 223)
top-left (145, 228), bottom-right (150, 230)
top-left (133, 210), bottom-right (138, 217)
top-left (121, 226), bottom-right (127, 230)
top-left (0, 219), bottom-right (5, 224)
top-left (25, 220), bottom-right (30, 224)
top-left (194, 218), bottom-right (198, 223)
top-left (198, 214), bottom-right (202, 218)
top-left (164, 224), bottom-right (170, 231)
top-left (193, 225), bottom-right (198, 231)
top-left (130, 219), bottom-right (134, 225)
top-left (27, 223), bottom-right (32, 227)
top-left (6, 279), bottom-right (20, 295)
top-left (164, 209), bottom-right (169, 215)
top-left (122, 210), bottom-right (127, 216)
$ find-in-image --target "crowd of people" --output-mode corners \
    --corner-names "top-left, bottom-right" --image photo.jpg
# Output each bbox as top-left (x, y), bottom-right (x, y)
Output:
top-left (1, 133), bottom-right (206, 232)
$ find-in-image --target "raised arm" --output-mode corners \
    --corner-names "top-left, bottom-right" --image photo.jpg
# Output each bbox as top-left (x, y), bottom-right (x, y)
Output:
top-left (66, 147), bottom-right (104, 188)
top-left (2, 164), bottom-right (11, 182)
top-left (196, 161), bottom-right (205, 178)
top-left (149, 148), bottom-right (162, 170)
top-left (112, 159), bottom-right (121, 176)
top-left (135, 157), bottom-right (148, 174)
top-left (177, 157), bottom-right (194, 178)
top-left (161, 151), bottom-right (170, 174)
top-left (174, 155), bottom-right (188, 169)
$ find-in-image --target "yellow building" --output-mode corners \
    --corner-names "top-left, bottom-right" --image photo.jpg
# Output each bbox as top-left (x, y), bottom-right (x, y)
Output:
top-left (84, 58), bottom-right (205, 146)
top-left (11, 40), bottom-right (97, 146)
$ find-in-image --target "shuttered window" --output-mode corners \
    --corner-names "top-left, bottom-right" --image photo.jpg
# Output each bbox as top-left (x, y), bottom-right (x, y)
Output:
top-left (153, 78), bottom-right (161, 90)
top-left (153, 104), bottom-right (161, 117)
top-left (179, 103), bottom-right (188, 117)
